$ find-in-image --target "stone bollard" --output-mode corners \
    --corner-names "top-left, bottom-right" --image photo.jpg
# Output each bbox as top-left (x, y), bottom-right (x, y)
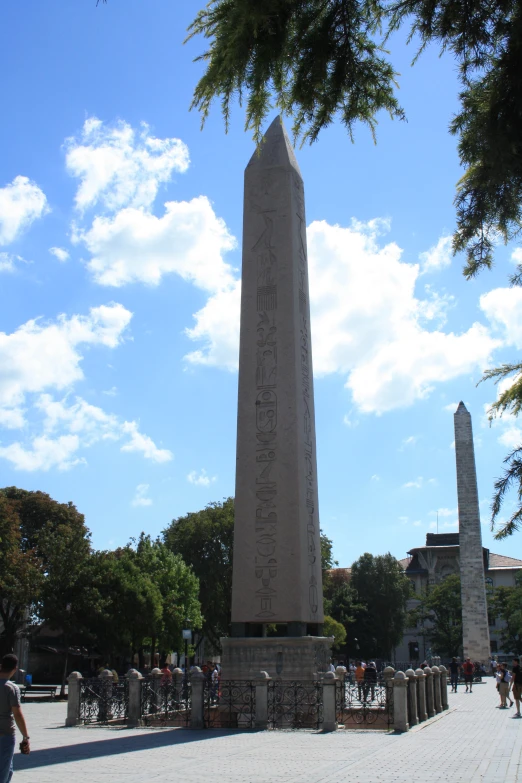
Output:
top-left (255, 671), bottom-right (271, 730)
top-left (415, 668), bottom-right (428, 722)
top-left (431, 666), bottom-right (442, 714)
top-left (98, 669), bottom-right (113, 723)
top-left (439, 665), bottom-right (449, 710)
top-left (126, 669), bottom-right (143, 727)
top-left (424, 666), bottom-right (435, 718)
top-left (405, 669), bottom-right (419, 726)
top-left (322, 671), bottom-right (338, 732)
top-left (65, 671), bottom-right (83, 726)
top-left (392, 671), bottom-right (409, 732)
top-left (190, 668), bottom-right (205, 729)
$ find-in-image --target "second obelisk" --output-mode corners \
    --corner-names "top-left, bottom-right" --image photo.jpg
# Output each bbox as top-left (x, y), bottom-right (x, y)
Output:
top-left (221, 116), bottom-right (328, 680)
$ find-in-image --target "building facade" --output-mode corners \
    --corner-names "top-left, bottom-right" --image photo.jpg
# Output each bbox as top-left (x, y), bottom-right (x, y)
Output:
top-left (395, 533), bottom-right (522, 662)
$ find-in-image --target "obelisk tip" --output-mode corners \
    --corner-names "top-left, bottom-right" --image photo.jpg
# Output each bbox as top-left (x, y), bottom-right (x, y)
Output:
top-left (455, 401), bottom-right (468, 414)
top-left (247, 115), bottom-right (302, 176)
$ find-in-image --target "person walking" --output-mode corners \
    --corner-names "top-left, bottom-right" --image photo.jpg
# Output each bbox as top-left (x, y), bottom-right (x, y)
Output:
top-left (462, 658), bottom-right (474, 693)
top-left (510, 657), bottom-right (522, 717)
top-left (354, 661), bottom-right (365, 701)
top-left (449, 657), bottom-right (459, 693)
top-left (0, 654), bottom-right (30, 783)
top-left (363, 661), bottom-right (377, 703)
top-left (497, 664), bottom-right (511, 708)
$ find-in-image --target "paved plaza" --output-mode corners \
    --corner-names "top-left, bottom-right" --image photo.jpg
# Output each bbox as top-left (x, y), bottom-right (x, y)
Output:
top-left (13, 679), bottom-right (522, 783)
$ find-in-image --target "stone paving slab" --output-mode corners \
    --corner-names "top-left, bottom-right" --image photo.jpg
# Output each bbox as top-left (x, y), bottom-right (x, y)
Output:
top-left (12, 679), bottom-right (522, 782)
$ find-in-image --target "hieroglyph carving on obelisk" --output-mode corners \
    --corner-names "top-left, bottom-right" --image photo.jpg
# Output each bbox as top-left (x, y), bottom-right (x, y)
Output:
top-left (454, 402), bottom-right (490, 662)
top-left (231, 116), bottom-right (324, 632)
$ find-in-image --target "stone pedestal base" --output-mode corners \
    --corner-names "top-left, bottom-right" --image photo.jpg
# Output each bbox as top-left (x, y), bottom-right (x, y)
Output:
top-left (221, 636), bottom-right (332, 680)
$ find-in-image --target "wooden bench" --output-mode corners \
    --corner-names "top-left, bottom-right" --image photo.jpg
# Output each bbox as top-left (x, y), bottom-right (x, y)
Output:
top-left (20, 685), bottom-right (58, 702)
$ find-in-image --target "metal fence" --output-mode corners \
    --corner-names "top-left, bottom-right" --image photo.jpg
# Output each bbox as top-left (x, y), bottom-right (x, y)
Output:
top-left (267, 680), bottom-right (323, 730)
top-left (335, 679), bottom-right (393, 729)
top-left (78, 678), bottom-right (128, 725)
top-left (141, 677), bottom-right (191, 727)
top-left (204, 680), bottom-right (256, 729)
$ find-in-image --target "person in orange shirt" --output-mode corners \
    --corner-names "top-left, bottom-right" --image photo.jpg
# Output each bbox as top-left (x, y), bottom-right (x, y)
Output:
top-left (462, 658), bottom-right (474, 693)
top-left (355, 661), bottom-right (365, 701)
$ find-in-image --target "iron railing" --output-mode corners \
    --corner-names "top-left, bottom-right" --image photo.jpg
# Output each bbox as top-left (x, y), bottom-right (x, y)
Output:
top-left (79, 678), bottom-right (128, 725)
top-left (141, 677), bottom-right (191, 727)
top-left (335, 679), bottom-right (393, 729)
top-left (267, 680), bottom-right (323, 730)
top-left (204, 680), bottom-right (256, 729)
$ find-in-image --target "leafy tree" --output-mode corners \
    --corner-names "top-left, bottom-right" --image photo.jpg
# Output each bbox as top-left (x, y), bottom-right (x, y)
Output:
top-left (489, 577), bottom-right (522, 655)
top-left (349, 552), bottom-right (412, 658)
top-left (0, 494), bottom-right (43, 656)
top-left (413, 574), bottom-right (463, 658)
top-left (0, 488), bottom-right (91, 666)
top-left (323, 615), bottom-right (347, 650)
top-left (320, 530), bottom-right (338, 572)
top-left (187, 0), bottom-right (522, 274)
top-left (163, 498), bottom-right (234, 651)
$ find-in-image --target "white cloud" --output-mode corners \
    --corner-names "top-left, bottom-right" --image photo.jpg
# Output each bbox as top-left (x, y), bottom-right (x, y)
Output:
top-left (480, 287), bottom-right (522, 349)
top-left (403, 477), bottom-right (424, 489)
top-left (413, 520), bottom-right (422, 527)
top-left (185, 219), bottom-right (500, 414)
top-left (65, 117), bottom-right (189, 213)
top-left (187, 468), bottom-right (216, 487)
top-left (429, 507), bottom-right (457, 518)
top-left (131, 483), bottom-right (153, 507)
top-left (0, 253), bottom-right (29, 273)
top-left (0, 176), bottom-right (48, 246)
top-left (121, 421), bottom-right (172, 463)
top-left (76, 198), bottom-right (236, 290)
top-left (0, 408), bottom-right (25, 429)
top-left (0, 303), bottom-right (132, 415)
top-left (400, 435), bottom-right (417, 450)
top-left (49, 246), bottom-right (70, 262)
top-left (443, 402), bottom-right (460, 413)
top-left (419, 235), bottom-right (453, 273)
top-left (102, 386), bottom-right (118, 397)
top-left (511, 248), bottom-right (522, 265)
top-left (0, 435), bottom-right (83, 472)
top-left (371, 474), bottom-right (380, 481)
top-left (342, 414), bottom-right (359, 428)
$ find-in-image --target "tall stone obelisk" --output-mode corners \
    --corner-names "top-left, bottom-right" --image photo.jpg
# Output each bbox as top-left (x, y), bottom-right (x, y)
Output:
top-left (454, 402), bottom-right (490, 663)
top-left (221, 116), bottom-right (328, 680)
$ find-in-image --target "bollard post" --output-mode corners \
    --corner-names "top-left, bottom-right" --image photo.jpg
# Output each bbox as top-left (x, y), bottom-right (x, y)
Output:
top-left (405, 669), bottom-right (418, 726)
top-left (255, 671), bottom-right (271, 729)
top-left (65, 671), bottom-right (83, 726)
top-left (424, 666), bottom-right (435, 718)
top-left (335, 666), bottom-right (346, 684)
top-left (322, 672), bottom-right (338, 732)
top-left (439, 665), bottom-right (449, 710)
top-left (190, 668), bottom-right (205, 729)
top-left (126, 669), bottom-right (143, 727)
top-left (431, 666), bottom-right (442, 714)
top-left (392, 671), bottom-right (409, 732)
top-left (415, 668), bottom-right (427, 722)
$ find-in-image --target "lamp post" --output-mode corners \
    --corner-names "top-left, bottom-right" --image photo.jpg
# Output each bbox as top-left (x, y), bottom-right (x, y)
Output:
top-left (182, 618), bottom-right (191, 684)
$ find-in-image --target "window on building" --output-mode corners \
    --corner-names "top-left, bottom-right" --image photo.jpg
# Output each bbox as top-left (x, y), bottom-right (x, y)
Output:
top-left (488, 613), bottom-right (496, 627)
top-left (490, 641), bottom-right (498, 653)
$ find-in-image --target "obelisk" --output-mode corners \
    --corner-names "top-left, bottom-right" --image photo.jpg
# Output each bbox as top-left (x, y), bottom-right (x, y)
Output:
top-left (454, 402), bottom-right (490, 663)
top-left (221, 116), bottom-right (328, 680)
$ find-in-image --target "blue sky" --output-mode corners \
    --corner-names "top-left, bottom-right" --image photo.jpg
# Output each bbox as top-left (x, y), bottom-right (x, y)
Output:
top-left (1, 0), bottom-right (521, 567)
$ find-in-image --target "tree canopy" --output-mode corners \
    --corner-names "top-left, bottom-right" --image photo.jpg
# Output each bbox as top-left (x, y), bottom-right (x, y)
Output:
top-left (489, 576), bottom-right (522, 655)
top-left (187, 0), bottom-right (522, 275)
top-left (412, 574), bottom-right (463, 658)
top-left (349, 552), bottom-right (412, 658)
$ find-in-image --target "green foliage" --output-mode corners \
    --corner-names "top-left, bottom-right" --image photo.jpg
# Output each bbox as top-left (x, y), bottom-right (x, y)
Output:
top-left (187, 0), bottom-right (522, 273)
top-left (349, 552), bottom-right (412, 658)
top-left (320, 530), bottom-right (338, 571)
top-left (187, 0), bottom-right (404, 146)
top-left (0, 487), bottom-right (91, 656)
top-left (413, 574), bottom-right (463, 658)
top-left (489, 577), bottom-right (522, 654)
top-left (323, 615), bottom-right (347, 649)
top-left (163, 498), bottom-right (234, 651)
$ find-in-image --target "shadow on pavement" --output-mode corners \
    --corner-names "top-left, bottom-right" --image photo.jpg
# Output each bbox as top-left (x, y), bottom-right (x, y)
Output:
top-left (15, 728), bottom-right (245, 769)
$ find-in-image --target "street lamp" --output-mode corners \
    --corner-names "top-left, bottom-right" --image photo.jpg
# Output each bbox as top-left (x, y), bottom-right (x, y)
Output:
top-left (182, 618), bottom-right (192, 683)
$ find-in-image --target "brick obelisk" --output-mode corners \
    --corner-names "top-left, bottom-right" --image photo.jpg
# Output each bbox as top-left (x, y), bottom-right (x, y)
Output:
top-left (454, 402), bottom-right (490, 662)
top-left (221, 116), bottom-right (328, 679)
